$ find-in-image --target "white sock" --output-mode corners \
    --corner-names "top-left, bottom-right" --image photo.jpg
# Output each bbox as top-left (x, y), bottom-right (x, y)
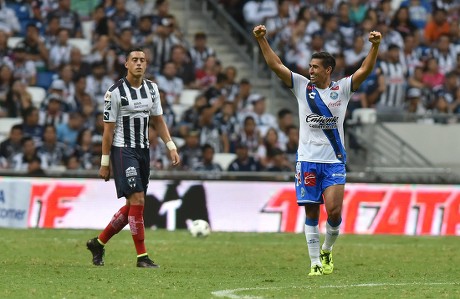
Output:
top-left (304, 223), bottom-right (321, 267)
top-left (322, 220), bottom-right (341, 252)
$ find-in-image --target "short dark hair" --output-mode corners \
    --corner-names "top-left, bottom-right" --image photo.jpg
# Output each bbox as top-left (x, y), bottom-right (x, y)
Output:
top-left (311, 52), bottom-right (336, 73)
top-left (277, 108), bottom-right (292, 119)
top-left (126, 48), bottom-right (145, 60)
top-left (201, 143), bottom-right (214, 153)
top-left (11, 124), bottom-right (23, 132)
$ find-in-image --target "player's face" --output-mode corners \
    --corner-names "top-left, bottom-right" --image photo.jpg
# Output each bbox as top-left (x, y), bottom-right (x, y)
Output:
top-left (309, 58), bottom-right (330, 85)
top-left (125, 51), bottom-right (147, 78)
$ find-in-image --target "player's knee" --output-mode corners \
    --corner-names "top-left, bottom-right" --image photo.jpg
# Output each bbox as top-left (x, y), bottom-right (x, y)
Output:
top-left (128, 192), bottom-right (145, 205)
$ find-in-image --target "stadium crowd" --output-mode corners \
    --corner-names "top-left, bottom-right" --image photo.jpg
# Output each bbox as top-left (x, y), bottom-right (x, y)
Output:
top-left (0, 0), bottom-right (459, 174)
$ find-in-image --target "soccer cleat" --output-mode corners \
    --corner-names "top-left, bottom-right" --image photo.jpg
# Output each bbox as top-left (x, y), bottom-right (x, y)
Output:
top-left (136, 256), bottom-right (160, 268)
top-left (308, 265), bottom-right (323, 276)
top-left (320, 250), bottom-right (334, 274)
top-left (86, 237), bottom-right (105, 266)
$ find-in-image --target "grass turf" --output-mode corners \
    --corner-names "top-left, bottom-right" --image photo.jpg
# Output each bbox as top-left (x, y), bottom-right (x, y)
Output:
top-left (0, 228), bottom-right (459, 299)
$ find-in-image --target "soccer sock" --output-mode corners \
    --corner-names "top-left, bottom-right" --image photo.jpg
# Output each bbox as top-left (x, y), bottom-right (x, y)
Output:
top-left (98, 205), bottom-right (130, 244)
top-left (304, 218), bottom-right (321, 267)
top-left (322, 218), bottom-right (342, 252)
top-left (128, 204), bottom-right (147, 256)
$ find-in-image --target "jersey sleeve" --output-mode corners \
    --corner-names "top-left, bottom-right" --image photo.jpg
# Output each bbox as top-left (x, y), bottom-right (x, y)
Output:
top-left (150, 83), bottom-right (163, 116)
top-left (103, 89), bottom-right (119, 122)
top-left (290, 71), bottom-right (309, 101)
top-left (339, 76), bottom-right (353, 103)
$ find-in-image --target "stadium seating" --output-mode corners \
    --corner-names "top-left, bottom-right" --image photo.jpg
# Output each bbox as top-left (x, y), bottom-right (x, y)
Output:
top-left (27, 86), bottom-right (47, 107)
top-left (0, 117), bottom-right (22, 142)
top-left (35, 71), bottom-right (56, 90)
top-left (172, 137), bottom-right (185, 148)
top-left (351, 108), bottom-right (377, 124)
top-left (171, 104), bottom-right (188, 123)
top-left (68, 38), bottom-right (91, 56)
top-left (7, 36), bottom-right (23, 48)
top-left (213, 153), bottom-right (237, 170)
top-left (81, 20), bottom-right (94, 41)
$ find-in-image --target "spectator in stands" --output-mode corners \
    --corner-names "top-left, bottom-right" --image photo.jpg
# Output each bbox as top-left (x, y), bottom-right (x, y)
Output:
top-left (17, 23), bottom-right (49, 71)
top-left (195, 55), bottom-right (218, 90)
top-left (90, 4), bottom-right (109, 43)
top-left (375, 44), bottom-right (407, 115)
top-left (194, 104), bottom-right (229, 153)
top-left (405, 87), bottom-right (427, 115)
top-left (86, 34), bottom-right (112, 66)
top-left (348, 0), bottom-right (368, 25)
top-left (276, 108), bottom-right (294, 149)
top-left (390, 6), bottom-right (417, 39)
top-left (320, 15), bottom-right (345, 56)
top-left (91, 112), bottom-right (104, 155)
top-left (10, 45), bottom-right (37, 85)
top-left (189, 32), bottom-right (216, 71)
top-left (401, 33), bottom-right (423, 77)
top-left (203, 72), bottom-right (228, 104)
top-left (56, 111), bottom-right (83, 147)
top-left (38, 94), bottom-right (68, 126)
top-left (0, 64), bottom-right (14, 116)
top-left (126, 0), bottom-right (155, 19)
top-left (344, 35), bottom-right (368, 74)
top-left (214, 101), bottom-right (240, 147)
top-left (64, 154), bottom-right (81, 170)
top-left (179, 130), bottom-right (202, 170)
top-left (112, 28), bottom-right (135, 77)
top-left (69, 47), bottom-right (92, 78)
top-left (3, 79), bottom-right (32, 117)
top-left (0, 29), bottom-right (11, 58)
top-left (36, 124), bottom-right (68, 169)
top-left (233, 78), bottom-right (253, 113)
top-left (336, 2), bottom-right (355, 50)
top-left (134, 15), bottom-right (155, 46)
top-left (152, 0), bottom-right (170, 30)
top-left (0, 124), bottom-right (23, 168)
top-left (265, 0), bottom-right (291, 47)
top-left (256, 127), bottom-right (283, 167)
top-left (266, 147), bottom-right (292, 172)
top-left (401, 0), bottom-right (431, 37)
top-left (85, 61), bottom-right (113, 112)
top-left (21, 106), bottom-right (43, 146)
top-left (42, 79), bottom-right (67, 110)
top-left (431, 34), bottom-right (456, 75)
top-left (72, 128), bottom-right (96, 170)
top-left (0, 0), bottom-right (20, 35)
top-left (79, 93), bottom-right (97, 130)
top-left (424, 8), bottom-right (450, 46)
top-left (148, 16), bottom-right (181, 75)
top-left (235, 115), bottom-right (261, 156)
top-left (242, 0), bottom-right (278, 32)
top-left (156, 61), bottom-right (183, 105)
top-left (49, 28), bottom-right (73, 71)
top-left (178, 93), bottom-right (207, 137)
top-left (148, 125), bottom-right (167, 170)
top-left (223, 66), bottom-right (239, 101)
top-left (193, 143), bottom-right (223, 172)
top-left (227, 142), bottom-right (263, 172)
top-left (284, 124), bottom-right (299, 165)
top-left (108, 0), bottom-right (137, 42)
top-left (26, 156), bottom-right (46, 176)
top-left (376, 21), bottom-right (404, 58)
top-left (57, 63), bottom-right (78, 110)
top-left (43, 15), bottom-right (60, 49)
top-left (245, 94), bottom-right (278, 136)
top-left (10, 136), bottom-right (42, 171)
top-left (316, 0), bottom-right (338, 18)
top-left (158, 89), bottom-right (176, 135)
top-left (48, 0), bottom-right (83, 38)
top-left (422, 57), bottom-right (445, 90)
top-left (170, 44), bottom-right (195, 87)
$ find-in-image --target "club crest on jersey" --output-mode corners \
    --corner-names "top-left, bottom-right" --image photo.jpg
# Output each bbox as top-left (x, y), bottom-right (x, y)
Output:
top-left (125, 166), bottom-right (137, 188)
top-left (330, 92), bottom-right (338, 100)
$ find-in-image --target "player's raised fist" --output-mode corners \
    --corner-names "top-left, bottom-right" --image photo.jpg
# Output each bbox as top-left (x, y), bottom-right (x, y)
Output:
top-left (369, 31), bottom-right (382, 44)
top-left (253, 25), bottom-right (266, 38)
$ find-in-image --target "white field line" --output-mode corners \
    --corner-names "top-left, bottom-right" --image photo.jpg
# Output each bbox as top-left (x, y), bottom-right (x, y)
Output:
top-left (211, 282), bottom-right (459, 299)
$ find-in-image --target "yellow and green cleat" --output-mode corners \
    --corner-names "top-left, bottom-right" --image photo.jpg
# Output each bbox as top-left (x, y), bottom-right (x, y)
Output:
top-left (320, 250), bottom-right (334, 275)
top-left (308, 265), bottom-right (323, 276)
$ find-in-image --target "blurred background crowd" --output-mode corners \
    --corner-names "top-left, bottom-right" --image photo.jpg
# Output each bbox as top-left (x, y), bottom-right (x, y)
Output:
top-left (0, 0), bottom-right (459, 175)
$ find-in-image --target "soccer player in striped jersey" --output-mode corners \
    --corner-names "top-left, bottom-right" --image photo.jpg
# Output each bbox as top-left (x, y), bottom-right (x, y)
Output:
top-left (254, 25), bottom-right (381, 275)
top-left (86, 48), bottom-right (180, 268)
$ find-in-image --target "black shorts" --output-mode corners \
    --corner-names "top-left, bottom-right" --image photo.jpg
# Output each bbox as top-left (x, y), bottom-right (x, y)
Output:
top-left (111, 146), bottom-right (150, 199)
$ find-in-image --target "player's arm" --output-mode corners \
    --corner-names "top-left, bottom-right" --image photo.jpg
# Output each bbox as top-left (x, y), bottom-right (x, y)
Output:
top-left (253, 25), bottom-right (292, 88)
top-left (151, 115), bottom-right (180, 166)
top-left (352, 31), bottom-right (382, 91)
top-left (99, 122), bottom-right (115, 181)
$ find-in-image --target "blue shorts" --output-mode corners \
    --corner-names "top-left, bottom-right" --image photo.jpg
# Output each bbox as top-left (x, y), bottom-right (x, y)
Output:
top-left (111, 146), bottom-right (150, 199)
top-left (295, 161), bottom-right (346, 205)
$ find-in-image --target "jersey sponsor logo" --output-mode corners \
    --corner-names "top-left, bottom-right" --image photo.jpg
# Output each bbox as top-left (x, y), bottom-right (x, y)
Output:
top-left (308, 92), bottom-right (316, 100)
top-left (305, 114), bottom-right (339, 129)
top-left (103, 112), bottom-right (109, 121)
top-left (121, 96), bottom-right (129, 106)
top-left (328, 100), bottom-right (342, 108)
top-left (104, 100), bottom-right (111, 111)
top-left (330, 92), bottom-right (338, 100)
top-left (331, 85), bottom-right (339, 90)
top-left (104, 91), bottom-right (111, 100)
top-left (304, 172), bottom-right (316, 186)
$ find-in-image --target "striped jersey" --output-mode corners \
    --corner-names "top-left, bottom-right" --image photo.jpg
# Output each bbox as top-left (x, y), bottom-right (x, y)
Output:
top-left (290, 72), bottom-right (353, 163)
top-left (103, 77), bottom-right (163, 148)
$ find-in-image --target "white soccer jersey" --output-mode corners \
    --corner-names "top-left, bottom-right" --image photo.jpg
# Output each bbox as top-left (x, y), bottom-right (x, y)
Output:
top-left (290, 72), bottom-right (353, 163)
top-left (104, 78), bottom-right (163, 148)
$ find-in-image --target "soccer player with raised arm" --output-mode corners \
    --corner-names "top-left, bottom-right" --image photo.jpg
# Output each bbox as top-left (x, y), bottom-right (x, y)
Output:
top-left (86, 48), bottom-right (180, 268)
top-left (253, 25), bottom-right (381, 275)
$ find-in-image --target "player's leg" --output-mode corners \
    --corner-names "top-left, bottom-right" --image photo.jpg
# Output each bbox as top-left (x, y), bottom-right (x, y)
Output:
top-left (304, 204), bottom-right (323, 276)
top-left (320, 163), bottom-right (346, 274)
top-left (295, 161), bottom-right (323, 275)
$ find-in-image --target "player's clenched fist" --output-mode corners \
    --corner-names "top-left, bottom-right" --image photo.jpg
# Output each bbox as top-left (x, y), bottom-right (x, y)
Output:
top-left (368, 31), bottom-right (382, 45)
top-left (253, 25), bottom-right (266, 38)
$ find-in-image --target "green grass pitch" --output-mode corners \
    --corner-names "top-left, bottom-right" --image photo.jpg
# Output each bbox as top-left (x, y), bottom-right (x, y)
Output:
top-left (1, 228), bottom-right (459, 298)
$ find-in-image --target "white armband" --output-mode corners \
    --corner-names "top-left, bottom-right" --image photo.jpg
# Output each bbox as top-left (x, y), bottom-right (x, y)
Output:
top-left (166, 140), bottom-right (177, 151)
top-left (101, 154), bottom-right (110, 166)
